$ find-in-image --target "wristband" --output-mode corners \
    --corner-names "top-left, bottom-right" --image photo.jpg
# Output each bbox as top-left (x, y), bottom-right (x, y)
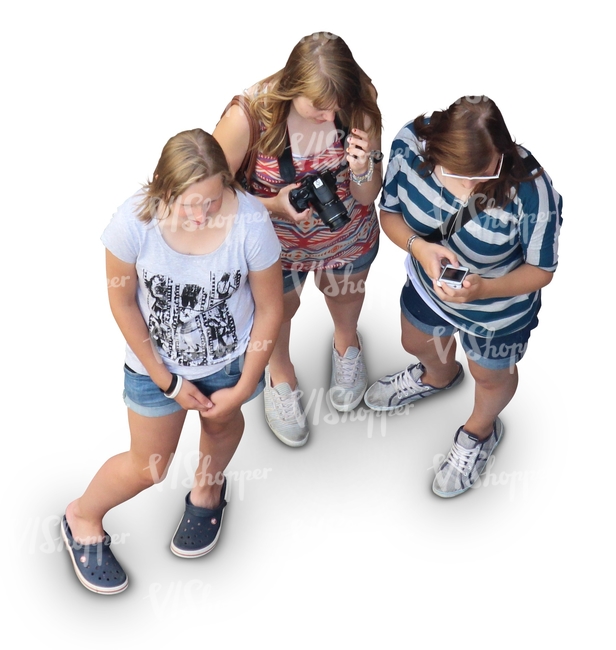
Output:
top-left (163, 374), bottom-right (183, 399)
top-left (406, 234), bottom-right (419, 256)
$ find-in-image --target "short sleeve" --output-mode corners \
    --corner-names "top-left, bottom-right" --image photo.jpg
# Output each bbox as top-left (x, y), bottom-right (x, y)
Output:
top-left (241, 193), bottom-right (281, 271)
top-left (100, 194), bottom-right (145, 264)
top-left (517, 171), bottom-right (563, 271)
top-left (379, 142), bottom-right (404, 214)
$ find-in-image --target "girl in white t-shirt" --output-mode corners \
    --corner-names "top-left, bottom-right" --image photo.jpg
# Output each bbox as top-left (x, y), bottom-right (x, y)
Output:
top-left (61, 129), bottom-right (282, 594)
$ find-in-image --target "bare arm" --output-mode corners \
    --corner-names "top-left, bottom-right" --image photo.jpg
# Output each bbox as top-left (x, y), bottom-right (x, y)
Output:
top-left (379, 209), bottom-right (553, 302)
top-left (347, 85), bottom-right (382, 206)
top-left (213, 105), bottom-right (310, 223)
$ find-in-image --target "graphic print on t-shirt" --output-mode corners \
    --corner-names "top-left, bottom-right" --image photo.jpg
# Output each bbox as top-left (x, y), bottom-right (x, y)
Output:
top-left (143, 269), bottom-right (241, 365)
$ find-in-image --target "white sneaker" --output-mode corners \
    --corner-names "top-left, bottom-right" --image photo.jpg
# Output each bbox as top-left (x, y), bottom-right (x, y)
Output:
top-left (263, 366), bottom-right (309, 447)
top-left (329, 332), bottom-right (367, 412)
top-left (432, 418), bottom-right (505, 498)
top-left (364, 362), bottom-right (464, 412)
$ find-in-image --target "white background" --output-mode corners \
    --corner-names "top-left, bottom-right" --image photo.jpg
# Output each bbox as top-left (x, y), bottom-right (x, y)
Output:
top-left (2, 1), bottom-right (613, 647)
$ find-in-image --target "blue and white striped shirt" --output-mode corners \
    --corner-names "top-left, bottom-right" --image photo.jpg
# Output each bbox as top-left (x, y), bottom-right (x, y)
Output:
top-left (380, 121), bottom-right (563, 337)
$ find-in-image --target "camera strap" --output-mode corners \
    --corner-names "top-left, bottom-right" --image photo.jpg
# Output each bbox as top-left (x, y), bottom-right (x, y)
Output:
top-left (278, 115), bottom-right (349, 183)
top-left (423, 153), bottom-right (541, 244)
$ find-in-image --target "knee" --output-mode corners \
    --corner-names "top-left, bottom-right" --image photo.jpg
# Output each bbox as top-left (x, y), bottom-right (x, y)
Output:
top-left (470, 364), bottom-right (517, 390)
top-left (199, 414), bottom-right (242, 440)
top-left (134, 452), bottom-right (174, 487)
top-left (283, 290), bottom-right (301, 321)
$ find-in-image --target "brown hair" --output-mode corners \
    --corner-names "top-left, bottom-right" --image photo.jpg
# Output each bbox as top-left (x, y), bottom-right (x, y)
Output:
top-left (138, 129), bottom-right (238, 222)
top-left (249, 32), bottom-right (381, 157)
top-left (413, 96), bottom-right (541, 208)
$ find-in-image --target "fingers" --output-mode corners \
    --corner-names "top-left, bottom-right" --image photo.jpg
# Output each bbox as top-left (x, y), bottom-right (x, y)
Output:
top-left (346, 129), bottom-right (370, 169)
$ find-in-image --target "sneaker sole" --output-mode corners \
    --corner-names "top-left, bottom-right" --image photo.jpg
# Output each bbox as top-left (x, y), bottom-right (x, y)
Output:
top-left (432, 418), bottom-right (505, 498)
top-left (60, 521), bottom-right (128, 595)
top-left (328, 384), bottom-right (367, 412)
top-left (170, 480), bottom-right (230, 558)
top-left (267, 422), bottom-right (309, 447)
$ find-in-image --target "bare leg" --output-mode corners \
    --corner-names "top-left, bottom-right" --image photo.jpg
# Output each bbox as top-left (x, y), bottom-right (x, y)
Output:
top-left (315, 268), bottom-right (370, 354)
top-left (400, 314), bottom-right (460, 387)
top-left (268, 283), bottom-right (303, 388)
top-left (65, 408), bottom-right (187, 544)
top-left (189, 408), bottom-right (245, 509)
top-left (463, 360), bottom-right (518, 439)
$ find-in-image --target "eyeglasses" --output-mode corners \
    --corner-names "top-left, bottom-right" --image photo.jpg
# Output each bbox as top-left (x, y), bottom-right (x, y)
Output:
top-left (440, 153), bottom-right (504, 181)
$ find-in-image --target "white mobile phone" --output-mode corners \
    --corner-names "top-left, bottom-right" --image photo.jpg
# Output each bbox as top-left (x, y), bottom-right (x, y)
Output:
top-left (438, 264), bottom-right (469, 289)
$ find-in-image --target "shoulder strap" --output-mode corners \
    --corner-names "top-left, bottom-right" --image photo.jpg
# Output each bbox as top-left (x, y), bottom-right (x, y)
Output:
top-left (221, 95), bottom-right (260, 190)
top-left (277, 115), bottom-right (349, 184)
top-left (423, 153), bottom-right (542, 244)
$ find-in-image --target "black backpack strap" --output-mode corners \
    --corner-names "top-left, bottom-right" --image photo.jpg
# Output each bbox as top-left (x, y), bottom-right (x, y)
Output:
top-left (423, 153), bottom-right (542, 244)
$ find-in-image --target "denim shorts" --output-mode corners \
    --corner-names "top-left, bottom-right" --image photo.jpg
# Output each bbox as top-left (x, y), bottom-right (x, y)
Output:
top-left (123, 354), bottom-right (265, 418)
top-left (400, 278), bottom-right (540, 370)
top-left (282, 237), bottom-right (379, 294)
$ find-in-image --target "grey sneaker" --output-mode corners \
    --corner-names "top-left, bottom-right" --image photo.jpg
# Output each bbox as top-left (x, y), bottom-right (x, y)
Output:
top-left (263, 366), bottom-right (309, 447)
top-left (432, 418), bottom-right (505, 498)
top-left (329, 332), bottom-right (367, 412)
top-left (364, 362), bottom-right (464, 411)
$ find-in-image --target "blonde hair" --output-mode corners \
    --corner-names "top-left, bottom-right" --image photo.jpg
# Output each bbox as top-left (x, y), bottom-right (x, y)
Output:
top-left (138, 129), bottom-right (238, 222)
top-left (249, 32), bottom-right (381, 157)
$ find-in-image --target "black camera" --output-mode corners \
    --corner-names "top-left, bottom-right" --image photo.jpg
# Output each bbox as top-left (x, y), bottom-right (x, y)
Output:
top-left (288, 170), bottom-right (350, 232)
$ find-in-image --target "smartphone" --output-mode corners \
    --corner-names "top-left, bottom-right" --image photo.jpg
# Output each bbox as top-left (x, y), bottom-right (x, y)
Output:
top-left (438, 264), bottom-right (469, 289)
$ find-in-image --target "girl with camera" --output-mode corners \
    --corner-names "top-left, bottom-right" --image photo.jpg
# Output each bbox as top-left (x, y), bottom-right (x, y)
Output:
top-left (213, 32), bottom-right (382, 447)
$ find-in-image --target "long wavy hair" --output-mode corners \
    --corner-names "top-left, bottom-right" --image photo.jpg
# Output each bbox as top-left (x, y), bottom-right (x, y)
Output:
top-left (414, 96), bottom-right (541, 209)
top-left (249, 32), bottom-right (382, 158)
top-left (137, 129), bottom-right (238, 223)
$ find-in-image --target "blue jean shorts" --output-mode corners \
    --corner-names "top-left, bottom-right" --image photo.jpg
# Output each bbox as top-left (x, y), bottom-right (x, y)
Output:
top-left (400, 279), bottom-right (540, 370)
top-left (282, 237), bottom-right (379, 294)
top-left (123, 354), bottom-right (265, 418)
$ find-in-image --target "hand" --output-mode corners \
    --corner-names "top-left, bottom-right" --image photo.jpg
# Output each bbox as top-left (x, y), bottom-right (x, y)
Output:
top-left (173, 379), bottom-right (213, 411)
top-left (271, 183), bottom-right (312, 223)
top-left (412, 239), bottom-right (460, 281)
top-left (198, 386), bottom-right (244, 420)
top-left (432, 273), bottom-right (485, 303)
top-left (346, 128), bottom-right (371, 175)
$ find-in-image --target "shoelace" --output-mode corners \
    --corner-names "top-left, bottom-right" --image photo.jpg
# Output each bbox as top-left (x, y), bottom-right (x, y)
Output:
top-left (273, 389), bottom-right (304, 422)
top-left (335, 354), bottom-right (360, 386)
top-left (445, 441), bottom-right (480, 477)
top-left (392, 366), bottom-right (423, 398)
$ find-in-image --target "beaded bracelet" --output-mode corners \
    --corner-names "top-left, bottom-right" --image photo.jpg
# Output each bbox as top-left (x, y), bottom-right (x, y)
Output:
top-left (350, 156), bottom-right (374, 185)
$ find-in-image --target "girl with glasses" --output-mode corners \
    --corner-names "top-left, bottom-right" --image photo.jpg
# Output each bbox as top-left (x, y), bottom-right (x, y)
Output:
top-left (364, 96), bottom-right (562, 498)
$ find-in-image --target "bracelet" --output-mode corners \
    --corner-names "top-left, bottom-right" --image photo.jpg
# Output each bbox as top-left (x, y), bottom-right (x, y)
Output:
top-left (163, 374), bottom-right (183, 399)
top-left (406, 234), bottom-right (419, 256)
top-left (350, 156), bottom-right (374, 185)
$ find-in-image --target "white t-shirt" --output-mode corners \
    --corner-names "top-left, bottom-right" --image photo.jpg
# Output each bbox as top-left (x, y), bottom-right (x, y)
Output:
top-left (101, 190), bottom-right (281, 379)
